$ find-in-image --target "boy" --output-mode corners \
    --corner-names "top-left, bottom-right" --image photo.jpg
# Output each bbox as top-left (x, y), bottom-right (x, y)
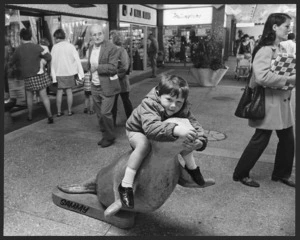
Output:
top-left (119, 74), bottom-right (212, 208)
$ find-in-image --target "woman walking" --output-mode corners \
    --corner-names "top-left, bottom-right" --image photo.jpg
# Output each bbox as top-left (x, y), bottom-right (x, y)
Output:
top-left (233, 13), bottom-right (296, 188)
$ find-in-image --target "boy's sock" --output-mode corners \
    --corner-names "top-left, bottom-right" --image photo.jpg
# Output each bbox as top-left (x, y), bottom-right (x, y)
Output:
top-left (121, 167), bottom-right (137, 188)
top-left (184, 158), bottom-right (198, 170)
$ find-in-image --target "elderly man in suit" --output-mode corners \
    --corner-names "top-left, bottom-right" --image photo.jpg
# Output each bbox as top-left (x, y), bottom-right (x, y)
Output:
top-left (88, 24), bottom-right (121, 147)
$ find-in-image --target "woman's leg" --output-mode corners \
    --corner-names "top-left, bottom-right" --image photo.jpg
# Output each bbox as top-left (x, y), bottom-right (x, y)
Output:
top-left (233, 128), bottom-right (272, 179)
top-left (120, 92), bottom-right (133, 119)
top-left (39, 88), bottom-right (52, 117)
top-left (65, 88), bottom-right (73, 113)
top-left (26, 90), bottom-right (33, 119)
top-left (56, 89), bottom-right (63, 114)
top-left (273, 126), bottom-right (295, 179)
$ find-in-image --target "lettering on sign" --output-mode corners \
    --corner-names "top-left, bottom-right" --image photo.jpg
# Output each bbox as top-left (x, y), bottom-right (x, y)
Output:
top-left (173, 13), bottom-right (202, 20)
top-left (122, 5), bottom-right (151, 20)
top-left (134, 9), bottom-right (141, 18)
top-left (60, 199), bottom-right (89, 214)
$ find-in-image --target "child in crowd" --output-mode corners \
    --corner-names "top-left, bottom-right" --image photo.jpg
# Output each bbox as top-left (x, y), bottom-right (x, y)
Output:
top-left (37, 37), bottom-right (50, 75)
top-left (118, 74), bottom-right (211, 208)
top-left (35, 38), bottom-right (51, 103)
top-left (83, 71), bottom-right (94, 114)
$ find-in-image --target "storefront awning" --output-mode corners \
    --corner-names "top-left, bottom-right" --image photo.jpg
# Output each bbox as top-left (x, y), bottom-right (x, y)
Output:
top-left (5, 4), bottom-right (108, 19)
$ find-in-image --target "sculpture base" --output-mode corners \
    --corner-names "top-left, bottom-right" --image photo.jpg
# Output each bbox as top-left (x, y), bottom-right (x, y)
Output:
top-left (52, 187), bottom-right (136, 229)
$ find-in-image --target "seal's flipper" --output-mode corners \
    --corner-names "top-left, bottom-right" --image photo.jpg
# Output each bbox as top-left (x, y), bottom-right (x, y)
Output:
top-left (52, 187), bottom-right (136, 229)
top-left (57, 176), bottom-right (97, 194)
top-left (178, 164), bottom-right (215, 188)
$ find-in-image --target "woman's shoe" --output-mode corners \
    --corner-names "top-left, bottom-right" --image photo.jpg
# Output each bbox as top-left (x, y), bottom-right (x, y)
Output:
top-left (57, 112), bottom-right (64, 117)
top-left (89, 110), bottom-right (95, 115)
top-left (48, 116), bottom-right (54, 124)
top-left (233, 176), bottom-right (260, 187)
top-left (68, 111), bottom-right (74, 116)
top-left (271, 176), bottom-right (295, 188)
top-left (83, 108), bottom-right (88, 114)
top-left (27, 117), bottom-right (33, 121)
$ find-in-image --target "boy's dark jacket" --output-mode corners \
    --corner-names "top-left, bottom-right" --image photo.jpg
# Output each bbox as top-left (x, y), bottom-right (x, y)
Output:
top-left (126, 87), bottom-right (207, 150)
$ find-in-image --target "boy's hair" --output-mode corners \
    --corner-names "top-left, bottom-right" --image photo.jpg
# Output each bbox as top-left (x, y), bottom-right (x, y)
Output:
top-left (156, 74), bottom-right (189, 100)
top-left (20, 28), bottom-right (32, 41)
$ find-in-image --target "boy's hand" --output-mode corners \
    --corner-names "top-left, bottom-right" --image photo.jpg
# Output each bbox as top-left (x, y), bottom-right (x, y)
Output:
top-left (173, 125), bottom-right (197, 141)
top-left (182, 138), bottom-right (203, 151)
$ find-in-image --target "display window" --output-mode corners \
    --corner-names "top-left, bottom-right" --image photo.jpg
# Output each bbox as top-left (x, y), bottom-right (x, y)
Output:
top-left (45, 16), bottom-right (109, 59)
top-left (119, 22), bottom-right (157, 71)
top-left (163, 25), bottom-right (211, 63)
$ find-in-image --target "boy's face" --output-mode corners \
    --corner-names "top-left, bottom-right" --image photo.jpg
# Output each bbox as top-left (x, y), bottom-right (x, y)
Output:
top-left (159, 93), bottom-right (185, 117)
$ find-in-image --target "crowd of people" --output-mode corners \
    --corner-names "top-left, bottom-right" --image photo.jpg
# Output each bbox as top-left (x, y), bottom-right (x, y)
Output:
top-left (6, 12), bottom-right (296, 209)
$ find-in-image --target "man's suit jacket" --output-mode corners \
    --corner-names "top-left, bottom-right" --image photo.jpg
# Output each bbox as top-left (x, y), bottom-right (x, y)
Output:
top-left (88, 40), bottom-right (121, 96)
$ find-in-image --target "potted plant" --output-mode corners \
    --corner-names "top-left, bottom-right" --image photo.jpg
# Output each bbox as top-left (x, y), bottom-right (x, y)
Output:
top-left (190, 35), bottom-right (229, 87)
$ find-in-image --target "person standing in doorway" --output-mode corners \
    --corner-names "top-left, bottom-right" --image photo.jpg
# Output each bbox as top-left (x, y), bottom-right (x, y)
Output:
top-left (110, 30), bottom-right (133, 126)
top-left (88, 24), bottom-right (120, 148)
top-left (51, 29), bottom-right (84, 117)
top-left (147, 33), bottom-right (158, 78)
top-left (10, 28), bottom-right (53, 123)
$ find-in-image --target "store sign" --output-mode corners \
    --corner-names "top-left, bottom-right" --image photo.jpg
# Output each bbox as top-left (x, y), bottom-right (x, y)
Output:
top-left (119, 4), bottom-right (156, 26)
top-left (163, 7), bottom-right (213, 25)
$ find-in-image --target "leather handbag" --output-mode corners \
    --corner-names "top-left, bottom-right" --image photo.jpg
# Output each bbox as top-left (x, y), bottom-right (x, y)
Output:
top-left (234, 84), bottom-right (265, 120)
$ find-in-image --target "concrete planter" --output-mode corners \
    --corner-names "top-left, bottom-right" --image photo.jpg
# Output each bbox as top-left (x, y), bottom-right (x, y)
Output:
top-left (190, 66), bottom-right (229, 87)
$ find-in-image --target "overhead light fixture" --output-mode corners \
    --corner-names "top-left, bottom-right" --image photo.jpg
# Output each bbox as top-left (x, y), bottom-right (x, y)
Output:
top-left (68, 4), bottom-right (96, 8)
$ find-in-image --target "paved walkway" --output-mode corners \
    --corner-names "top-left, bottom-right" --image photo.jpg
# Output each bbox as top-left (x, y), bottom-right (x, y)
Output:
top-left (3, 58), bottom-right (295, 236)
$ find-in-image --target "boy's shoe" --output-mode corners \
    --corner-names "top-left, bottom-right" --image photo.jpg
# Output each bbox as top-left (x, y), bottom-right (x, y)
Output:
top-left (185, 166), bottom-right (205, 186)
top-left (83, 108), bottom-right (88, 114)
top-left (118, 183), bottom-right (134, 209)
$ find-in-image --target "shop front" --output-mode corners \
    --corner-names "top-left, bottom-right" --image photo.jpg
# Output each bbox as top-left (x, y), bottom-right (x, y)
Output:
top-left (118, 4), bottom-right (157, 71)
top-left (4, 4), bottom-right (109, 104)
top-left (162, 7), bottom-right (214, 64)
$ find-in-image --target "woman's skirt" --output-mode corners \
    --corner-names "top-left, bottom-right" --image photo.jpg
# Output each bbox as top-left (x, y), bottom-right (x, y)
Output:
top-left (24, 73), bottom-right (52, 91)
top-left (57, 75), bottom-right (76, 89)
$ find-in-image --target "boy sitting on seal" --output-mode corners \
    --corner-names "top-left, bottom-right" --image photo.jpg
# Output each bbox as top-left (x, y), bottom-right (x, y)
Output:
top-left (119, 74), bottom-right (214, 209)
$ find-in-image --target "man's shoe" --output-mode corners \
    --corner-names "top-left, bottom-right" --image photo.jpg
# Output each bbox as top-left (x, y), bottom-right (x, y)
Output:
top-left (100, 138), bottom-right (115, 148)
top-left (97, 138), bottom-right (104, 146)
top-left (118, 184), bottom-right (134, 208)
top-left (233, 176), bottom-right (260, 187)
top-left (185, 166), bottom-right (205, 186)
top-left (272, 176), bottom-right (295, 188)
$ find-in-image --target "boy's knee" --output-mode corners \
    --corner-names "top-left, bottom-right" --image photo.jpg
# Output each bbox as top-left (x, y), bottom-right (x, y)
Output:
top-left (180, 149), bottom-right (193, 156)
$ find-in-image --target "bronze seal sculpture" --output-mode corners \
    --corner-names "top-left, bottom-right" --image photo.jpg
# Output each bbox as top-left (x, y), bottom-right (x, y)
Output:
top-left (53, 118), bottom-right (215, 228)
